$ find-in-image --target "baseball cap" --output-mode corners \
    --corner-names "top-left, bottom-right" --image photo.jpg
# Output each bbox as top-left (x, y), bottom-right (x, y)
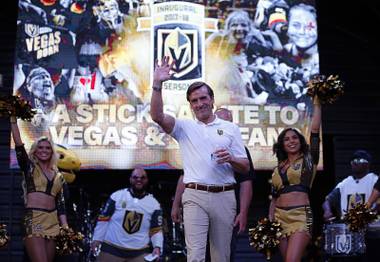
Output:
top-left (351, 150), bottom-right (372, 164)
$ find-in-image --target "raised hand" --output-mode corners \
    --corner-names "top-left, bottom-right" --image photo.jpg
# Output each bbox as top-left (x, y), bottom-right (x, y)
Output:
top-left (153, 56), bottom-right (175, 86)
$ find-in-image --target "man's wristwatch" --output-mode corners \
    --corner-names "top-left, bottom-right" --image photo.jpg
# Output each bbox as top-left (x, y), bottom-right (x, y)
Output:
top-left (152, 85), bottom-right (162, 91)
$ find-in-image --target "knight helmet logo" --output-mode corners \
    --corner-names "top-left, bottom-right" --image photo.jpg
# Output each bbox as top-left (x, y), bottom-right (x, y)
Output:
top-left (158, 27), bottom-right (199, 79)
top-left (347, 193), bottom-right (365, 211)
top-left (123, 210), bottom-right (143, 234)
top-left (335, 234), bottom-right (352, 254)
top-left (25, 24), bottom-right (40, 38)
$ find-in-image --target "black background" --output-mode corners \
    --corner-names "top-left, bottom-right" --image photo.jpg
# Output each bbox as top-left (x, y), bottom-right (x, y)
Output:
top-left (1, 1), bottom-right (380, 261)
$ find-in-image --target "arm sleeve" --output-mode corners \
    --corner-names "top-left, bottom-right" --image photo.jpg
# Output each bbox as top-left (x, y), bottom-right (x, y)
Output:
top-left (150, 208), bottom-right (163, 249)
top-left (229, 124), bottom-right (247, 159)
top-left (92, 197), bottom-right (116, 241)
top-left (170, 119), bottom-right (184, 140)
top-left (15, 144), bottom-right (30, 173)
top-left (56, 179), bottom-right (68, 216)
top-left (236, 172), bottom-right (251, 183)
top-left (309, 132), bottom-right (320, 164)
top-left (151, 231), bottom-right (163, 250)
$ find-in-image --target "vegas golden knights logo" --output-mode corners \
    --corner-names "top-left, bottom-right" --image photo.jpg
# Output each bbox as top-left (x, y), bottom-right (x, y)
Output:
top-left (156, 27), bottom-right (201, 79)
top-left (123, 210), bottom-right (143, 234)
top-left (25, 23), bottom-right (39, 38)
top-left (347, 193), bottom-right (365, 211)
top-left (335, 234), bottom-right (352, 254)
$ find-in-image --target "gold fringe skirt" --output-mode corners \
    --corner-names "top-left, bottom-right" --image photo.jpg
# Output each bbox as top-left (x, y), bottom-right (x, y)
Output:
top-left (274, 205), bottom-right (313, 237)
top-left (23, 208), bottom-right (60, 239)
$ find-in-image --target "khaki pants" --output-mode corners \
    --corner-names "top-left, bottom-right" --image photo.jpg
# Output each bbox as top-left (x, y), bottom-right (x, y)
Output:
top-left (97, 251), bottom-right (148, 262)
top-left (182, 188), bottom-right (236, 262)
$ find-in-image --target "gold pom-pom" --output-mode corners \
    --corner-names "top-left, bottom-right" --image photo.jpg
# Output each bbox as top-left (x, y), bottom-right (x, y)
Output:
top-left (343, 203), bottom-right (378, 232)
top-left (248, 218), bottom-right (283, 260)
top-left (306, 75), bottom-right (344, 104)
top-left (55, 227), bottom-right (84, 255)
top-left (0, 95), bottom-right (36, 121)
top-left (0, 96), bottom-right (12, 117)
top-left (0, 224), bottom-right (10, 248)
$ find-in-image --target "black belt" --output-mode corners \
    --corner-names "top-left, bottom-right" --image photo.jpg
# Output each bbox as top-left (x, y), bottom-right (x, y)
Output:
top-left (185, 183), bottom-right (235, 193)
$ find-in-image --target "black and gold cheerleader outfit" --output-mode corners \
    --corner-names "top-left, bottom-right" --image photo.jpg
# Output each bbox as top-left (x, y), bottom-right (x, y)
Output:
top-left (271, 132), bottom-right (320, 236)
top-left (15, 145), bottom-right (66, 239)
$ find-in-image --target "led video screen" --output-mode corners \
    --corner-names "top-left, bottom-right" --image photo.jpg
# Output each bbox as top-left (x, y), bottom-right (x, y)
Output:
top-left (11, 0), bottom-right (322, 170)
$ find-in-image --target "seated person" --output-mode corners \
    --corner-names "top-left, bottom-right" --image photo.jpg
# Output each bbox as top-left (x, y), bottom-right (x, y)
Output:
top-left (323, 150), bottom-right (378, 221)
top-left (91, 167), bottom-right (163, 261)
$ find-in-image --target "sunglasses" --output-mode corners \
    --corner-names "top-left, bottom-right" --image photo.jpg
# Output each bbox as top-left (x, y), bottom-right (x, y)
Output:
top-left (37, 136), bottom-right (49, 141)
top-left (351, 158), bottom-right (369, 165)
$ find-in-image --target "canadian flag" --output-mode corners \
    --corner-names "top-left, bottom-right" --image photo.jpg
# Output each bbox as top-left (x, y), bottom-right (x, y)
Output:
top-left (78, 72), bottom-right (96, 92)
top-left (72, 70), bottom-right (108, 103)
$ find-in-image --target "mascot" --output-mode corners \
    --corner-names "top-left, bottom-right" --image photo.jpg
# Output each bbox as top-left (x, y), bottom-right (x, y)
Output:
top-left (55, 144), bottom-right (81, 183)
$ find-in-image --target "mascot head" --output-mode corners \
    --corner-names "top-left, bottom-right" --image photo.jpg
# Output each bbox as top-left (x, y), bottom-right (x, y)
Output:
top-left (55, 144), bottom-right (81, 183)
